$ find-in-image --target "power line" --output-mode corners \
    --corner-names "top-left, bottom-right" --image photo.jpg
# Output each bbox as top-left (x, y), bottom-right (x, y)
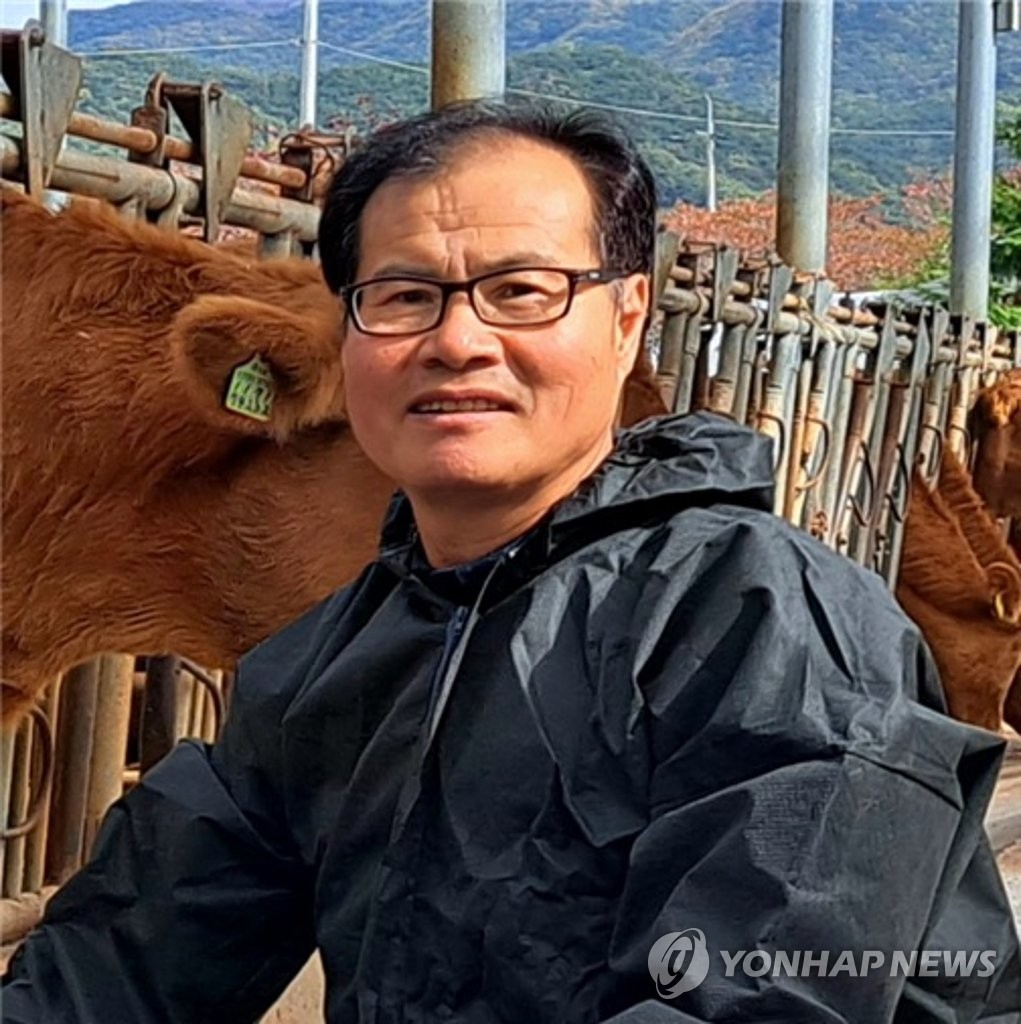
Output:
top-left (76, 38), bottom-right (958, 141)
top-left (506, 87), bottom-right (706, 125)
top-left (79, 39), bottom-right (299, 58)
top-left (508, 87), bottom-right (955, 138)
top-left (833, 126), bottom-right (954, 137)
top-left (317, 39), bottom-right (428, 74)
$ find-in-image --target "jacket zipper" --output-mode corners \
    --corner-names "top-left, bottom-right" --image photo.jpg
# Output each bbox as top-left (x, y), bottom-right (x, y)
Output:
top-left (423, 603), bottom-right (470, 741)
top-left (422, 548), bottom-right (515, 753)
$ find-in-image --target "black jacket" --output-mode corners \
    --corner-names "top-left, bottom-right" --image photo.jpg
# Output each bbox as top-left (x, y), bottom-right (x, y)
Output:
top-left (4, 412), bottom-right (1019, 1023)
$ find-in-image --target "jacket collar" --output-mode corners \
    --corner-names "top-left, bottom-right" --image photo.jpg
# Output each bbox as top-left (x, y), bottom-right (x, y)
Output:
top-left (378, 411), bottom-right (775, 583)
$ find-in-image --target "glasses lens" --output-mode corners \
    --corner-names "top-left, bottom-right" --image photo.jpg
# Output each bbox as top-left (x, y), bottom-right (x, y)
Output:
top-left (474, 269), bottom-right (571, 325)
top-left (353, 279), bottom-right (444, 334)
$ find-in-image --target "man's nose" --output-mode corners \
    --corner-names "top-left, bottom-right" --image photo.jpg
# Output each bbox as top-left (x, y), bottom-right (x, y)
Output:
top-left (418, 293), bottom-right (502, 368)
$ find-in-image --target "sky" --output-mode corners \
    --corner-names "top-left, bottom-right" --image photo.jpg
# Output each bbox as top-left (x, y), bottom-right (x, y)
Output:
top-left (0, 1), bottom-right (119, 30)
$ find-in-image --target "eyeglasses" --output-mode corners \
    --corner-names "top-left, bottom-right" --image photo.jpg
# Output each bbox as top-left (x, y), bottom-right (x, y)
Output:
top-left (339, 266), bottom-right (628, 337)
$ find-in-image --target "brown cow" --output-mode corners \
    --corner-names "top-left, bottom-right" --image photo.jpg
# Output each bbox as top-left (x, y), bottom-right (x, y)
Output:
top-left (1, 188), bottom-right (396, 723)
top-left (896, 449), bottom-right (1021, 733)
top-left (968, 369), bottom-right (1021, 732)
top-left (972, 368), bottom-right (1021, 522)
top-left (0, 189), bottom-right (666, 725)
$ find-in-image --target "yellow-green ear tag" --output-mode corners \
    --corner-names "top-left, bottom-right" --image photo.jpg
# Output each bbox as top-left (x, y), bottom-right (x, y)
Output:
top-left (224, 355), bottom-right (275, 422)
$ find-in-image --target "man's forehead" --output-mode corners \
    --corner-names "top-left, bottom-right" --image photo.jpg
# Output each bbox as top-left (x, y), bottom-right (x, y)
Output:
top-left (358, 142), bottom-right (598, 276)
top-left (358, 137), bottom-right (598, 263)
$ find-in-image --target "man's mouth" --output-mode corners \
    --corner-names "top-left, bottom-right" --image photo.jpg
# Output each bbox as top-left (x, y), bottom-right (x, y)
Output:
top-left (410, 399), bottom-right (510, 414)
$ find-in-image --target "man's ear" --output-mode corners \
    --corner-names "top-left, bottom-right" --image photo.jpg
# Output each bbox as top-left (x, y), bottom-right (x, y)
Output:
top-left (614, 274), bottom-right (651, 378)
top-left (168, 294), bottom-right (347, 439)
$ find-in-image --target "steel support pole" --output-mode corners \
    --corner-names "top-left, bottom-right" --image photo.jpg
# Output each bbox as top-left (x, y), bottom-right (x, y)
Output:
top-left (775, 0), bottom-right (834, 273)
top-left (704, 94), bottom-right (717, 212)
top-left (39, 0), bottom-right (67, 47)
top-left (950, 0), bottom-right (997, 320)
top-left (45, 661), bottom-right (99, 883)
top-left (431, 0), bottom-right (506, 110)
top-left (299, 0), bottom-right (319, 129)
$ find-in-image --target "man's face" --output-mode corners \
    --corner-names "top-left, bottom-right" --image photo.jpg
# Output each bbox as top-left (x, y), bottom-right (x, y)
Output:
top-left (340, 135), bottom-right (649, 507)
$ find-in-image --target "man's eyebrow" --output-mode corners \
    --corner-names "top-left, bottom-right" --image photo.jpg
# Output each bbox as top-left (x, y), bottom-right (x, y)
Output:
top-left (365, 251), bottom-right (574, 280)
top-left (476, 251), bottom-right (572, 272)
top-left (366, 261), bottom-right (438, 279)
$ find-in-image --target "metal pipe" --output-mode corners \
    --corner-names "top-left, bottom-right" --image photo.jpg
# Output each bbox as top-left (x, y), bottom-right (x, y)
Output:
top-left (0, 91), bottom-right (310, 191)
top-left (40, 0), bottom-right (67, 48)
top-left (431, 0), bottom-right (506, 109)
top-left (658, 286), bottom-right (1015, 371)
top-left (139, 657), bottom-right (180, 774)
top-left (45, 661), bottom-right (100, 884)
top-left (0, 723), bottom-right (16, 884)
top-left (704, 94), bottom-right (717, 212)
top-left (82, 655), bottom-right (133, 856)
top-left (299, 0), bottom-right (320, 128)
top-left (23, 678), bottom-right (61, 894)
top-left (0, 135), bottom-right (321, 241)
top-left (950, 0), bottom-right (997, 319)
top-left (996, 0), bottom-right (1021, 30)
top-left (775, 0), bottom-right (834, 273)
top-left (2, 719), bottom-right (34, 897)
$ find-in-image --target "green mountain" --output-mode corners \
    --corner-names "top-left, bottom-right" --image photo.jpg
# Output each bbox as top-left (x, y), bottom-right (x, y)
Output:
top-left (14, 0), bottom-right (1021, 205)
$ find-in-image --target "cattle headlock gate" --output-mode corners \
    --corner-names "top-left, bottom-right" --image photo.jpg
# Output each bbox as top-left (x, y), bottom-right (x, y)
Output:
top-left (0, 22), bottom-right (1018, 957)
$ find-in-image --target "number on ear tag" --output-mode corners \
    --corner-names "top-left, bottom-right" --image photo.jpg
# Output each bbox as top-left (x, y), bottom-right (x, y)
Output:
top-left (224, 355), bottom-right (275, 422)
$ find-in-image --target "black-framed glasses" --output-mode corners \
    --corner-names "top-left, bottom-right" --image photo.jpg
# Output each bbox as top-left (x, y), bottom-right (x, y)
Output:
top-left (340, 266), bottom-right (629, 337)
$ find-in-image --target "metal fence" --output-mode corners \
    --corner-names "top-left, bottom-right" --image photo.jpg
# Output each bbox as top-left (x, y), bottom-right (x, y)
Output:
top-left (651, 237), bottom-right (1020, 590)
top-left (1, 19), bottom-right (1019, 954)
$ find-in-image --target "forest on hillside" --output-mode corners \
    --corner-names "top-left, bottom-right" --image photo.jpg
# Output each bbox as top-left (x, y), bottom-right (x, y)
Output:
top-left (71, 43), bottom-right (971, 207)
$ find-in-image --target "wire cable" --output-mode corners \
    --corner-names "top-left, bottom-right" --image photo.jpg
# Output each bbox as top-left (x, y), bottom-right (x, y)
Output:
top-left (80, 39), bottom-right (299, 58)
top-left (77, 38), bottom-right (957, 140)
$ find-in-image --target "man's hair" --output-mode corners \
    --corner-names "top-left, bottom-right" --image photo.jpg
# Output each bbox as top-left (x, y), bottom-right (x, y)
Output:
top-left (318, 99), bottom-right (657, 294)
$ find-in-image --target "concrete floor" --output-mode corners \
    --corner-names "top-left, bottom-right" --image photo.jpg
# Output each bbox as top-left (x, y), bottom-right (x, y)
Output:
top-left (262, 954), bottom-right (324, 1024)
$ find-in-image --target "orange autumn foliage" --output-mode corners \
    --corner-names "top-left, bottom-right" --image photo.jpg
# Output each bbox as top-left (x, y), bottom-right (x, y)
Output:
top-left (664, 183), bottom-right (950, 291)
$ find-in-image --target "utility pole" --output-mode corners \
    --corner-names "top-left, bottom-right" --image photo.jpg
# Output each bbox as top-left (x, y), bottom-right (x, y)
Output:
top-left (299, 0), bottom-right (320, 129)
top-left (774, 0), bottom-right (834, 273)
top-left (703, 93), bottom-right (717, 212)
top-left (39, 0), bottom-right (67, 48)
top-left (431, 0), bottom-right (506, 110)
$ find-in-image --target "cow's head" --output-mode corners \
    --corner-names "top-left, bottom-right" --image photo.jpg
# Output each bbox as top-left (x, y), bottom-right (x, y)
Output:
top-left (169, 293), bottom-right (346, 441)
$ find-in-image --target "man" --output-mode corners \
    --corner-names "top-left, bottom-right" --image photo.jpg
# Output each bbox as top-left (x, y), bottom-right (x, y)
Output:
top-left (3, 101), bottom-right (1019, 1023)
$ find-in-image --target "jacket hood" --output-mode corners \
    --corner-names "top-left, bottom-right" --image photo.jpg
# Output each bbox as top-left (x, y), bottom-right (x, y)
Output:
top-left (551, 410), bottom-right (775, 528)
top-left (378, 411), bottom-right (775, 569)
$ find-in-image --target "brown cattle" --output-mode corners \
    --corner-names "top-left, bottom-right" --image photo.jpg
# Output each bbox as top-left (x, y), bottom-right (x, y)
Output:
top-left (896, 449), bottom-right (1021, 733)
top-left (1, 188), bottom-right (396, 723)
top-left (0, 189), bottom-right (668, 725)
top-left (971, 368), bottom-right (1021, 522)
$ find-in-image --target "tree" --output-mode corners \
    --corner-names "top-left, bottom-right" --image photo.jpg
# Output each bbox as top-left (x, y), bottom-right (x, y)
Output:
top-left (663, 186), bottom-right (949, 292)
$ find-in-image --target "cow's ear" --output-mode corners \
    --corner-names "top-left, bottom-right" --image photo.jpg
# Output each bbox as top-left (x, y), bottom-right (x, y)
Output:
top-left (169, 294), bottom-right (346, 437)
top-left (989, 561), bottom-right (1021, 627)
